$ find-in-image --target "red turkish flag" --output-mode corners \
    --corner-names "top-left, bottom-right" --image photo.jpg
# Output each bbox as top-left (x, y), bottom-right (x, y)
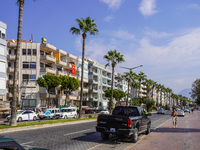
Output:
top-left (71, 64), bottom-right (75, 75)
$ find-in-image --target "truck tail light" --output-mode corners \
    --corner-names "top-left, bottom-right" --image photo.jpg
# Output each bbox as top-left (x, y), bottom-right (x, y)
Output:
top-left (128, 119), bottom-right (132, 128)
top-left (97, 117), bottom-right (99, 125)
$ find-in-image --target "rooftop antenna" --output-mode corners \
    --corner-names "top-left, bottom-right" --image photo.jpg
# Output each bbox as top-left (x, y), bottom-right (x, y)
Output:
top-left (30, 34), bottom-right (33, 42)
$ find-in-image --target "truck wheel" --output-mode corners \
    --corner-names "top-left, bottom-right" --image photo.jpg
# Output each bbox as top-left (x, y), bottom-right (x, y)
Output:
top-left (130, 128), bottom-right (138, 143)
top-left (101, 132), bottom-right (109, 140)
top-left (146, 124), bottom-right (151, 135)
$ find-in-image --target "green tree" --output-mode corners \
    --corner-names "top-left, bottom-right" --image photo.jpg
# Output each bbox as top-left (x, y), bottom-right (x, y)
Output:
top-left (37, 74), bottom-right (61, 107)
top-left (70, 16), bottom-right (99, 118)
top-left (137, 71), bottom-right (147, 98)
top-left (146, 99), bottom-right (155, 112)
top-left (59, 76), bottom-right (79, 107)
top-left (191, 78), bottom-right (200, 105)
top-left (105, 89), bottom-right (126, 106)
top-left (104, 50), bottom-right (125, 113)
top-left (123, 70), bottom-right (138, 105)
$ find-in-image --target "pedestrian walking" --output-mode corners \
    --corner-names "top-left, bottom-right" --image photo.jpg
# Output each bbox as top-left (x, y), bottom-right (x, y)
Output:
top-left (191, 108), bottom-right (194, 114)
top-left (171, 108), bottom-right (178, 128)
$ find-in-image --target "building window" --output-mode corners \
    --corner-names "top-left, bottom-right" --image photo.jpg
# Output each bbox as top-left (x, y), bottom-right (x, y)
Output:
top-left (30, 74), bottom-right (36, 81)
top-left (24, 99), bottom-right (36, 107)
top-left (33, 49), bottom-right (37, 55)
top-left (9, 49), bottom-right (11, 55)
top-left (30, 62), bottom-right (36, 69)
top-left (22, 62), bottom-right (36, 69)
top-left (14, 49), bottom-right (17, 55)
top-left (2, 33), bottom-right (5, 39)
top-left (28, 49), bottom-right (31, 55)
top-left (23, 62), bottom-right (29, 68)
top-left (22, 49), bottom-right (26, 55)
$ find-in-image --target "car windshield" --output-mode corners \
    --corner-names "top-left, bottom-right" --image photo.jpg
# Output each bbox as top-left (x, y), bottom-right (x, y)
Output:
top-left (16, 111), bottom-right (24, 115)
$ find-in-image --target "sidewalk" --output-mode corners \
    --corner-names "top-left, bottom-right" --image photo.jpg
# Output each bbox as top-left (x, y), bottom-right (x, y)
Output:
top-left (127, 111), bottom-right (200, 150)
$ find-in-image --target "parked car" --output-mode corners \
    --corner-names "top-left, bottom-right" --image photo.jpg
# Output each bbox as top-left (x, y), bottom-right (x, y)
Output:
top-left (54, 107), bottom-right (77, 119)
top-left (177, 110), bottom-right (185, 117)
top-left (7, 110), bottom-right (37, 122)
top-left (184, 108), bottom-right (189, 112)
top-left (100, 109), bottom-right (109, 114)
top-left (96, 106), bottom-right (151, 143)
top-left (0, 136), bottom-right (49, 150)
top-left (38, 108), bottom-right (60, 119)
top-left (157, 108), bottom-right (165, 114)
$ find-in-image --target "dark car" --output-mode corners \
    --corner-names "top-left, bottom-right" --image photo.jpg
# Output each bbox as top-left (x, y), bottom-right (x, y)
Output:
top-left (0, 136), bottom-right (49, 150)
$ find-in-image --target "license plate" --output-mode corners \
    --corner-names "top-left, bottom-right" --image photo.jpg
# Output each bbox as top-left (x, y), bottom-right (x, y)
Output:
top-left (110, 128), bottom-right (116, 132)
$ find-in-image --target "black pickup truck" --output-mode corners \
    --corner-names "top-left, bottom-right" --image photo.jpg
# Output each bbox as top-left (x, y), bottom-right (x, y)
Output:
top-left (96, 106), bottom-right (151, 143)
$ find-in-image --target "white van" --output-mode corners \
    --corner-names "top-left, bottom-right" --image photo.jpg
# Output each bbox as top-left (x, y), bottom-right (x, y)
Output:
top-left (39, 108), bottom-right (60, 119)
top-left (55, 107), bottom-right (77, 119)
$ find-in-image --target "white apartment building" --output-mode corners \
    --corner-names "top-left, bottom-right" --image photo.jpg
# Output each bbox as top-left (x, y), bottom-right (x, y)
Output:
top-left (0, 21), bottom-right (7, 102)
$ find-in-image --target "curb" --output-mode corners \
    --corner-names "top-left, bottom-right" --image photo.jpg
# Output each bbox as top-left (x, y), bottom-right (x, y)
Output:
top-left (0, 119), bottom-right (96, 133)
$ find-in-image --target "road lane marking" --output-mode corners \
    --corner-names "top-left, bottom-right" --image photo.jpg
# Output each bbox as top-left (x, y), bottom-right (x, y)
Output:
top-left (64, 129), bottom-right (93, 136)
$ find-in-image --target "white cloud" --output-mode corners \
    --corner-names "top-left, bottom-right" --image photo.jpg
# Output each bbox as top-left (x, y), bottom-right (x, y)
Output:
top-left (104, 16), bottom-right (114, 22)
top-left (100, 0), bottom-right (124, 9)
top-left (145, 28), bottom-right (171, 38)
top-left (189, 3), bottom-right (200, 10)
top-left (139, 0), bottom-right (158, 17)
top-left (110, 30), bottom-right (135, 41)
top-left (73, 28), bottom-right (200, 93)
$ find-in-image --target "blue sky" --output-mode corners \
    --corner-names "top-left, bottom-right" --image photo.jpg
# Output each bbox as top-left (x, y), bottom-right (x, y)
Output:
top-left (1, 0), bottom-right (200, 94)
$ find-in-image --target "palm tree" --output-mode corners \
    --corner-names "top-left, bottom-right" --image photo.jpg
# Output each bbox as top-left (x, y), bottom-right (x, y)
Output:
top-left (123, 70), bottom-right (137, 105)
top-left (104, 50), bottom-right (125, 113)
top-left (70, 17), bottom-right (99, 118)
top-left (156, 84), bottom-right (162, 107)
top-left (151, 80), bottom-right (157, 101)
top-left (137, 71), bottom-right (147, 98)
top-left (130, 79), bottom-right (139, 105)
top-left (10, 0), bottom-right (25, 126)
top-left (166, 87), bottom-right (172, 109)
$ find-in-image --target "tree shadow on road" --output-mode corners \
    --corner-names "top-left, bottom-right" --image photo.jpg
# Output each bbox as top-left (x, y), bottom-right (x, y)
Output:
top-left (151, 127), bottom-right (200, 133)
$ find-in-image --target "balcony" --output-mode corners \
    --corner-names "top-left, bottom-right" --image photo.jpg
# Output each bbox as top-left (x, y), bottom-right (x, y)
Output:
top-left (7, 80), bottom-right (19, 86)
top-left (56, 60), bottom-right (67, 67)
top-left (7, 67), bottom-right (14, 72)
top-left (77, 77), bottom-right (88, 83)
top-left (40, 55), bottom-right (56, 64)
top-left (57, 70), bottom-right (66, 76)
top-left (40, 67), bottom-right (56, 75)
top-left (7, 55), bottom-right (16, 61)
top-left (7, 93), bottom-right (13, 98)
top-left (67, 54), bottom-right (77, 61)
top-left (69, 95), bottom-right (77, 100)
top-left (63, 63), bottom-right (72, 69)
top-left (40, 93), bottom-right (56, 99)
top-left (89, 88), bottom-right (98, 93)
top-left (40, 43), bottom-right (56, 53)
top-left (56, 49), bottom-right (67, 56)
top-left (7, 42), bottom-right (17, 48)
top-left (89, 98), bottom-right (98, 101)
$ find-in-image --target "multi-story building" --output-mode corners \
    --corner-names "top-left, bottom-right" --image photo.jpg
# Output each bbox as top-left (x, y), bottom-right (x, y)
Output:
top-left (0, 21), bottom-right (7, 103)
top-left (87, 59), bottom-right (112, 110)
top-left (7, 40), bottom-right (40, 109)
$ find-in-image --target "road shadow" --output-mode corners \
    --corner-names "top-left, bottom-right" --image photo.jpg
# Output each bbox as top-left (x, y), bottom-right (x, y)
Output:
top-left (151, 127), bottom-right (200, 133)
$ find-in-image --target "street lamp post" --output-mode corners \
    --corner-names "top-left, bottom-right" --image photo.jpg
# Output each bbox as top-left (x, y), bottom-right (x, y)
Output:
top-left (120, 65), bottom-right (143, 106)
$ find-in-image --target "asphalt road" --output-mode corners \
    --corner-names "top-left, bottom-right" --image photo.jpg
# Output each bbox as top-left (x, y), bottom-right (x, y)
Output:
top-left (0, 111), bottom-right (172, 150)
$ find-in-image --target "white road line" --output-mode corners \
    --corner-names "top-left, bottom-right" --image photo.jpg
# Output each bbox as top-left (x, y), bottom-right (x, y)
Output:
top-left (63, 129), bottom-right (93, 136)
top-left (20, 141), bottom-right (34, 145)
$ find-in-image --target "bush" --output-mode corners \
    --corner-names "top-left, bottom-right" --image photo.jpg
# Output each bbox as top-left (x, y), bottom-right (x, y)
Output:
top-left (88, 114), bottom-right (93, 118)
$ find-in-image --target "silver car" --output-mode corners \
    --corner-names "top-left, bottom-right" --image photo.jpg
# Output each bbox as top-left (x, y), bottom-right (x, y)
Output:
top-left (157, 108), bottom-right (165, 114)
top-left (177, 110), bottom-right (185, 117)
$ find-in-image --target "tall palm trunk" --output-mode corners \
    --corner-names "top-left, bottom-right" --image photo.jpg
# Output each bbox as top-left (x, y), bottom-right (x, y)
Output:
top-left (10, 0), bottom-right (24, 126)
top-left (126, 80), bottom-right (129, 105)
top-left (79, 33), bottom-right (86, 118)
top-left (110, 63), bottom-right (115, 113)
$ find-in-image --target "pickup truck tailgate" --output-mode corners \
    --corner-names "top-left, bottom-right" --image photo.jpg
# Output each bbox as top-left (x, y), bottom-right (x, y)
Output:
top-left (98, 114), bottom-right (129, 129)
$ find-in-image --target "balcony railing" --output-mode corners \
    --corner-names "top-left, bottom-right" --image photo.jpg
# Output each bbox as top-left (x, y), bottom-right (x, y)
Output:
top-left (40, 67), bottom-right (56, 75)
top-left (7, 55), bottom-right (16, 61)
top-left (40, 55), bottom-right (56, 63)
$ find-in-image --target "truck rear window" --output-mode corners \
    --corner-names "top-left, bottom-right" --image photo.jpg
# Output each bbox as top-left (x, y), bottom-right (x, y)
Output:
top-left (112, 107), bottom-right (139, 116)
